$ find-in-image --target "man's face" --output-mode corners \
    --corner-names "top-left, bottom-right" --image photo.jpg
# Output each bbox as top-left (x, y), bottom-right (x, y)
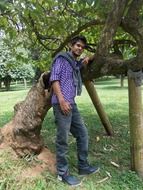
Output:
top-left (70, 40), bottom-right (85, 57)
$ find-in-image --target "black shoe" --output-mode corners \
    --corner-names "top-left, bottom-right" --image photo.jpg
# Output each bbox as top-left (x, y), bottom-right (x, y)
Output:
top-left (57, 172), bottom-right (81, 187)
top-left (79, 165), bottom-right (100, 176)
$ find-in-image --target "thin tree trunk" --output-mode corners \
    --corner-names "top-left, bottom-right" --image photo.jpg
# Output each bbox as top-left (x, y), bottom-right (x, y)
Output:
top-left (3, 76), bottom-right (11, 91)
top-left (120, 74), bottom-right (124, 88)
top-left (128, 74), bottom-right (143, 177)
top-left (24, 78), bottom-right (27, 89)
top-left (84, 80), bottom-right (113, 136)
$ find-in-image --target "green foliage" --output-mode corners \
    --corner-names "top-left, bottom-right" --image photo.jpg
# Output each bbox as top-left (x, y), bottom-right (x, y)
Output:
top-left (0, 0), bottom-right (140, 70)
top-left (114, 29), bottom-right (137, 60)
top-left (0, 37), bottom-right (34, 81)
top-left (0, 0), bottom-right (115, 67)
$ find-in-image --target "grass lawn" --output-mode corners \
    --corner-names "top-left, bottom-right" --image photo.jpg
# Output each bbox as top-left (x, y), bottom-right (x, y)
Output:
top-left (0, 79), bottom-right (143, 190)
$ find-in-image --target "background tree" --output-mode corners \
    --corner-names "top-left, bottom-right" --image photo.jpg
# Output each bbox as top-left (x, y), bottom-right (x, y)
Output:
top-left (0, 37), bottom-right (35, 90)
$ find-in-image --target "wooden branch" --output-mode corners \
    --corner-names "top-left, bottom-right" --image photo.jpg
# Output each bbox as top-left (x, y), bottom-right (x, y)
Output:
top-left (65, 7), bottom-right (96, 20)
top-left (83, 0), bottom-right (143, 79)
top-left (113, 39), bottom-right (136, 47)
top-left (86, 39), bottom-right (136, 53)
top-left (83, 55), bottom-right (143, 80)
top-left (28, 14), bottom-right (50, 50)
top-left (84, 0), bottom-right (134, 79)
top-left (52, 19), bottom-right (104, 57)
top-left (84, 81), bottom-right (113, 136)
top-left (121, 0), bottom-right (143, 59)
top-left (95, 0), bottom-right (129, 56)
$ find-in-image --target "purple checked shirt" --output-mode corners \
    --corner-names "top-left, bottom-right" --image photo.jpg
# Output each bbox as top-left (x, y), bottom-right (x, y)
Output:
top-left (50, 56), bottom-right (79, 104)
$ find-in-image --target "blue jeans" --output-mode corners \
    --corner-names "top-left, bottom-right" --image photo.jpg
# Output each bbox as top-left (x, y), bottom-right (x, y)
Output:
top-left (53, 103), bottom-right (88, 176)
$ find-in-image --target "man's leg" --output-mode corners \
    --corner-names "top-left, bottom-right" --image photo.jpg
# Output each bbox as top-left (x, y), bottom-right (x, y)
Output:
top-left (70, 104), bottom-right (89, 168)
top-left (53, 104), bottom-right (72, 176)
top-left (70, 104), bottom-right (100, 175)
top-left (53, 104), bottom-right (81, 186)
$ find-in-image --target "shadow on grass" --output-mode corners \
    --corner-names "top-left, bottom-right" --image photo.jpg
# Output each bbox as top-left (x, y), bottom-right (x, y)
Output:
top-left (97, 86), bottom-right (128, 90)
top-left (79, 100), bottom-right (129, 137)
top-left (95, 80), bottom-right (121, 85)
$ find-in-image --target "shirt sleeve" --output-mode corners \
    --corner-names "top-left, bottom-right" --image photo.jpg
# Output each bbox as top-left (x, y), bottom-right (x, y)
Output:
top-left (50, 57), bottom-right (64, 82)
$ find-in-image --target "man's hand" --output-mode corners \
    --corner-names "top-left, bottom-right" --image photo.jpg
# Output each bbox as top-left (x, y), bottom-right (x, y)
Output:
top-left (59, 99), bottom-right (72, 115)
top-left (82, 55), bottom-right (95, 65)
top-left (52, 81), bottom-right (71, 115)
top-left (82, 56), bottom-right (90, 65)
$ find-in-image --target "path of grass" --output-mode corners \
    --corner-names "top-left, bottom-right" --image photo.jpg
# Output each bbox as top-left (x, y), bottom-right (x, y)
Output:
top-left (0, 79), bottom-right (143, 190)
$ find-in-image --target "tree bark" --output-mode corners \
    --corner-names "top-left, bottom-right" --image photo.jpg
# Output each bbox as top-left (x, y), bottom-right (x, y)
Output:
top-left (84, 80), bottom-right (113, 136)
top-left (24, 78), bottom-right (27, 89)
top-left (0, 72), bottom-right (52, 157)
top-left (3, 75), bottom-right (11, 91)
top-left (128, 73), bottom-right (143, 177)
top-left (120, 74), bottom-right (125, 88)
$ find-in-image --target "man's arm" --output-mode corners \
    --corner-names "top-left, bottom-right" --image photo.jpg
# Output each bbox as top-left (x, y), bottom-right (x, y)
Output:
top-left (82, 55), bottom-right (95, 65)
top-left (52, 81), bottom-right (71, 115)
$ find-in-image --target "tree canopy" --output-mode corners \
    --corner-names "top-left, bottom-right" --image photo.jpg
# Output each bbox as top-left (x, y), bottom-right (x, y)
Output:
top-left (0, 0), bottom-right (143, 78)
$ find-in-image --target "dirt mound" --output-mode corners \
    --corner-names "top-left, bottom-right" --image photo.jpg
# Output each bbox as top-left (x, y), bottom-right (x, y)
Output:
top-left (21, 147), bottom-right (56, 178)
top-left (0, 145), bottom-right (56, 178)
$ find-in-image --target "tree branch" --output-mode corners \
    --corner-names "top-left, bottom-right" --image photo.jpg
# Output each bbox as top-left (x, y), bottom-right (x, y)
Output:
top-left (82, 55), bottom-right (142, 80)
top-left (95, 0), bottom-right (129, 57)
top-left (28, 13), bottom-right (57, 51)
top-left (121, 0), bottom-right (143, 59)
top-left (87, 0), bottom-right (130, 78)
top-left (52, 19), bottom-right (104, 57)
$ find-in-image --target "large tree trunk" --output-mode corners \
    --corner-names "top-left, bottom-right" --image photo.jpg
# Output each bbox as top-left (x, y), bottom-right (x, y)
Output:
top-left (128, 71), bottom-right (143, 177)
top-left (0, 72), bottom-right (52, 157)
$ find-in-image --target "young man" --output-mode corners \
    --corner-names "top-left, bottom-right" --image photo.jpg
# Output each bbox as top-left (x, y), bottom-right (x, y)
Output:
top-left (50, 36), bottom-right (99, 186)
